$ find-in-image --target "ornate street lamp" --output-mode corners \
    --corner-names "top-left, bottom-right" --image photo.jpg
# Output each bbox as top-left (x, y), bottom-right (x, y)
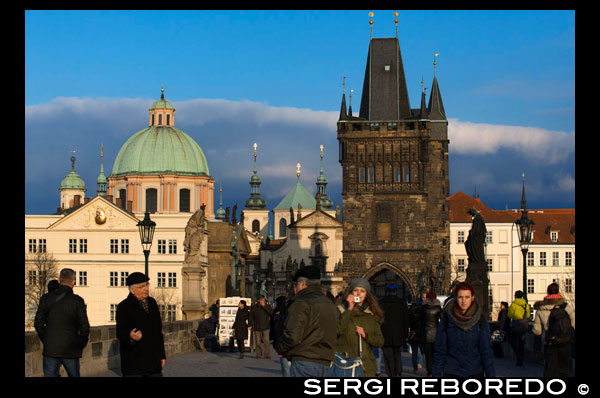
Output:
top-left (137, 212), bottom-right (156, 277)
top-left (515, 174), bottom-right (534, 302)
top-left (436, 260), bottom-right (446, 295)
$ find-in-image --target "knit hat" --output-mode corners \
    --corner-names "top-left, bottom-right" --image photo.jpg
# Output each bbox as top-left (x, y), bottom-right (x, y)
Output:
top-left (348, 278), bottom-right (371, 294)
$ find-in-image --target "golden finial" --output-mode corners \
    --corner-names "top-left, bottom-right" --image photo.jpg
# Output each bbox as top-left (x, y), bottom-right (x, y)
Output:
top-left (296, 162), bottom-right (301, 179)
top-left (349, 89), bottom-right (354, 108)
top-left (394, 11), bottom-right (399, 38)
top-left (434, 53), bottom-right (440, 77)
top-left (320, 145), bottom-right (324, 160)
top-left (253, 142), bottom-right (257, 157)
top-left (369, 12), bottom-right (374, 39)
top-left (343, 76), bottom-right (347, 94)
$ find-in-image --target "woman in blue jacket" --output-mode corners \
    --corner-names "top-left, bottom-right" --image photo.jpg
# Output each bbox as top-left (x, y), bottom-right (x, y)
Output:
top-left (432, 281), bottom-right (496, 377)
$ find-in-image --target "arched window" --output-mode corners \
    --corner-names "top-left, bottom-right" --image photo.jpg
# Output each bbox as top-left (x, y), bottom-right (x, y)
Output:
top-left (146, 188), bottom-right (157, 213)
top-left (179, 189), bottom-right (190, 212)
top-left (158, 114), bottom-right (162, 125)
top-left (151, 114), bottom-right (155, 126)
top-left (279, 218), bottom-right (287, 238)
top-left (119, 189), bottom-right (127, 209)
top-left (252, 220), bottom-right (260, 233)
top-left (315, 241), bottom-right (322, 257)
top-left (166, 114), bottom-right (170, 126)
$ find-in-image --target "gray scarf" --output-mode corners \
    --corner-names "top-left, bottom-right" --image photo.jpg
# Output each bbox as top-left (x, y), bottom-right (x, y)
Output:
top-left (444, 298), bottom-right (482, 331)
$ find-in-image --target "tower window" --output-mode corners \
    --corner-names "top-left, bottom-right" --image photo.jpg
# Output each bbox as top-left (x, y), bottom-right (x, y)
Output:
top-left (158, 114), bottom-right (162, 125)
top-left (146, 188), bottom-right (157, 213)
top-left (252, 220), bottom-right (260, 233)
top-left (151, 114), bottom-right (155, 126)
top-left (279, 218), bottom-right (287, 238)
top-left (179, 189), bottom-right (190, 212)
top-left (166, 114), bottom-right (170, 126)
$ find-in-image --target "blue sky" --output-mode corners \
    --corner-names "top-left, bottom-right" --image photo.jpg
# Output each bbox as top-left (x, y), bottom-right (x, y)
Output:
top-left (25, 10), bottom-right (575, 215)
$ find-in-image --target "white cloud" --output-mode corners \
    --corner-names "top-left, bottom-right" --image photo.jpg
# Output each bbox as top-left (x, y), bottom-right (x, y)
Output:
top-left (448, 118), bottom-right (574, 164)
top-left (553, 174), bottom-right (575, 192)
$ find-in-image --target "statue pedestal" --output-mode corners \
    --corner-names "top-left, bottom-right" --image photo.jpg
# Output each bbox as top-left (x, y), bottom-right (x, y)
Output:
top-left (182, 265), bottom-right (208, 320)
top-left (466, 261), bottom-right (490, 320)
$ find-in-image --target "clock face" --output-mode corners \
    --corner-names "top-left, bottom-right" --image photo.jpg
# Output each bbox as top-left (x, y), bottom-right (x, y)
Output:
top-left (95, 208), bottom-right (107, 225)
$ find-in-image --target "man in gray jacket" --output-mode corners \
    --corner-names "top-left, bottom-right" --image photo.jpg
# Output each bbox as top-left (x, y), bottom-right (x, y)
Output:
top-left (274, 265), bottom-right (339, 377)
top-left (532, 282), bottom-right (575, 377)
top-left (34, 268), bottom-right (90, 377)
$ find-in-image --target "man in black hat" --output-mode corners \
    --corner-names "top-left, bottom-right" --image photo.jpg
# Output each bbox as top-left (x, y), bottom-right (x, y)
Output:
top-left (116, 272), bottom-right (166, 377)
top-left (274, 265), bottom-right (339, 377)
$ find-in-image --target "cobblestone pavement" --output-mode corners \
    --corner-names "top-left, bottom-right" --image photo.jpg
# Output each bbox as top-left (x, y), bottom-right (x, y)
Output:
top-left (91, 344), bottom-right (545, 377)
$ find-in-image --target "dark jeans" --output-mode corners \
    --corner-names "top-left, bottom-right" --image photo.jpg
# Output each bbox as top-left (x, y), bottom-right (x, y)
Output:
top-left (382, 346), bottom-right (403, 376)
top-left (409, 341), bottom-right (424, 369)
top-left (43, 356), bottom-right (80, 377)
top-left (511, 332), bottom-right (525, 364)
top-left (290, 360), bottom-right (331, 377)
top-left (423, 343), bottom-right (435, 376)
top-left (544, 344), bottom-right (571, 377)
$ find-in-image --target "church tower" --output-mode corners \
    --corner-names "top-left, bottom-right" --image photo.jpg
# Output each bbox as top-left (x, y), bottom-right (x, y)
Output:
top-left (337, 14), bottom-right (450, 300)
top-left (243, 143), bottom-right (269, 239)
top-left (59, 152), bottom-right (86, 210)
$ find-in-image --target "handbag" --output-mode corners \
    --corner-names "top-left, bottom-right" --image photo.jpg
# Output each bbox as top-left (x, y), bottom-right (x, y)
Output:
top-left (491, 329), bottom-right (505, 343)
top-left (330, 323), bottom-right (364, 377)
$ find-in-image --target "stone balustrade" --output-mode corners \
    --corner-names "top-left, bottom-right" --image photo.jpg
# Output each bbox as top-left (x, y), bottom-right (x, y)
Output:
top-left (25, 319), bottom-right (199, 377)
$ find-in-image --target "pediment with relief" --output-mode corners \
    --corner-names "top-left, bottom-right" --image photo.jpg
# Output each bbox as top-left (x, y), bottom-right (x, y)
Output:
top-left (293, 210), bottom-right (342, 228)
top-left (48, 197), bottom-right (140, 230)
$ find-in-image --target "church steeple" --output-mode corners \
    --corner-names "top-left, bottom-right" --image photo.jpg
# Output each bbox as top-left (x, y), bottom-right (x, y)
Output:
top-left (96, 144), bottom-right (107, 198)
top-left (419, 77), bottom-right (428, 119)
top-left (216, 182), bottom-right (226, 220)
top-left (427, 54), bottom-right (446, 120)
top-left (244, 143), bottom-right (267, 209)
top-left (316, 145), bottom-right (333, 210)
top-left (339, 77), bottom-right (348, 121)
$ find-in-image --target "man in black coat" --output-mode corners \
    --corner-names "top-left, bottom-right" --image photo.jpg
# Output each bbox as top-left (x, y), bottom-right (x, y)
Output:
top-left (116, 273), bottom-right (166, 377)
top-left (34, 268), bottom-right (90, 377)
top-left (379, 284), bottom-right (409, 377)
top-left (249, 295), bottom-right (273, 359)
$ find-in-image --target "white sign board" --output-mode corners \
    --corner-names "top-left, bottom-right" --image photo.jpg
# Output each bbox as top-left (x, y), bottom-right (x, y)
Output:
top-left (217, 296), bottom-right (252, 348)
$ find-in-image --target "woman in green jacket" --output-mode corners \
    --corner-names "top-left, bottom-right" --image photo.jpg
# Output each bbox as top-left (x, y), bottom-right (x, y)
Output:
top-left (335, 278), bottom-right (385, 377)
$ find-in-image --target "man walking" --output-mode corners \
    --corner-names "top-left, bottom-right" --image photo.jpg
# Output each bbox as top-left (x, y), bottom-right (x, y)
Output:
top-left (116, 272), bottom-right (166, 377)
top-left (34, 268), bottom-right (90, 377)
top-left (507, 290), bottom-right (530, 366)
top-left (249, 295), bottom-right (273, 359)
top-left (532, 282), bottom-right (575, 377)
top-left (274, 265), bottom-right (339, 377)
top-left (379, 284), bottom-right (409, 377)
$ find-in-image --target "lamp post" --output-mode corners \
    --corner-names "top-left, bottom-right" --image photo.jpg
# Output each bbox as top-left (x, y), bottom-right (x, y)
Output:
top-left (515, 174), bottom-right (534, 302)
top-left (137, 212), bottom-right (156, 277)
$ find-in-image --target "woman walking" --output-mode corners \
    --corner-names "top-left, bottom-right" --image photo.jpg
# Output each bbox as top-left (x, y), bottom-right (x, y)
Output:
top-left (232, 300), bottom-right (250, 359)
top-left (432, 281), bottom-right (496, 377)
top-left (418, 292), bottom-right (442, 377)
top-left (334, 278), bottom-right (385, 377)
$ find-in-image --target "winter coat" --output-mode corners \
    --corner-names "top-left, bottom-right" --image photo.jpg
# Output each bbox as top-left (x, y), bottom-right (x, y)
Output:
top-left (432, 298), bottom-right (496, 377)
top-left (379, 295), bottom-right (409, 347)
top-left (196, 316), bottom-right (217, 338)
top-left (34, 284), bottom-right (90, 358)
top-left (232, 306), bottom-right (250, 340)
top-left (532, 296), bottom-right (575, 341)
top-left (270, 307), bottom-right (288, 346)
top-left (408, 303), bottom-right (422, 344)
top-left (507, 298), bottom-right (531, 321)
top-left (496, 308), bottom-right (509, 332)
top-left (335, 304), bottom-right (385, 377)
top-left (418, 298), bottom-right (442, 344)
top-left (249, 302), bottom-right (273, 331)
top-left (274, 284), bottom-right (339, 366)
top-left (116, 293), bottom-right (166, 376)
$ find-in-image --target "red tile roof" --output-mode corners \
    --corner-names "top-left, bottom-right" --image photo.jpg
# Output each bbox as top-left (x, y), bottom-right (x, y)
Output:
top-left (450, 192), bottom-right (575, 244)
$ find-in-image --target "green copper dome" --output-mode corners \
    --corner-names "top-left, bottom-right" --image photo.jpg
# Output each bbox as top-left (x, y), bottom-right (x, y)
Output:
top-left (60, 169), bottom-right (86, 191)
top-left (150, 97), bottom-right (174, 110)
top-left (110, 126), bottom-right (210, 178)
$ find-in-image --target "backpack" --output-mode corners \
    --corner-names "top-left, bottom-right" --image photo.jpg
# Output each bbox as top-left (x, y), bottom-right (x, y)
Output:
top-left (545, 303), bottom-right (574, 346)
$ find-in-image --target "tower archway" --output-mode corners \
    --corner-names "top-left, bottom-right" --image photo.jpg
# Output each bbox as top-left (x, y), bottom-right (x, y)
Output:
top-left (362, 263), bottom-right (417, 303)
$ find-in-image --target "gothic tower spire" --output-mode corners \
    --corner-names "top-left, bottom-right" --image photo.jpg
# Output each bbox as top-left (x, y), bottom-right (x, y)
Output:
top-left (96, 144), bottom-right (107, 198)
top-left (244, 143), bottom-right (267, 209)
top-left (427, 53), bottom-right (446, 120)
top-left (316, 145), bottom-right (334, 210)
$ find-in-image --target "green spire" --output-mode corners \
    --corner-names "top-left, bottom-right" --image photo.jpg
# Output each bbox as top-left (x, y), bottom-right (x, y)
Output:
top-left (216, 182), bottom-right (226, 220)
top-left (60, 151), bottom-right (86, 191)
top-left (244, 143), bottom-right (267, 209)
top-left (96, 144), bottom-right (107, 197)
top-left (316, 145), bottom-right (333, 210)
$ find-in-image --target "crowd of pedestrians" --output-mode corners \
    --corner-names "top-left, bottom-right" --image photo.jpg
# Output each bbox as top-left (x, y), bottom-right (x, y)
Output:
top-left (33, 266), bottom-right (575, 378)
